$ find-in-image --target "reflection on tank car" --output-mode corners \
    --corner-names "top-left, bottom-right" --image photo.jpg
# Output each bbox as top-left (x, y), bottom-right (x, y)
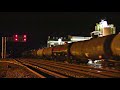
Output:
top-left (22, 34), bottom-right (120, 63)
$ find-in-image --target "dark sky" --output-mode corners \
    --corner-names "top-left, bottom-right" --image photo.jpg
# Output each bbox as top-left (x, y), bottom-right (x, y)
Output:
top-left (0, 12), bottom-right (120, 49)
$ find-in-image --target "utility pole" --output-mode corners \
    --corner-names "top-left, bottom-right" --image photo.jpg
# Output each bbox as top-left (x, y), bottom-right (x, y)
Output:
top-left (1, 37), bottom-right (6, 59)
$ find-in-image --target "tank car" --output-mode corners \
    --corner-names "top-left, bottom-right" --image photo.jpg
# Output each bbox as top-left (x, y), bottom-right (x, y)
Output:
top-left (37, 48), bottom-right (44, 58)
top-left (42, 47), bottom-right (53, 60)
top-left (110, 34), bottom-right (120, 60)
top-left (52, 43), bottom-right (72, 62)
top-left (31, 49), bottom-right (38, 58)
top-left (21, 50), bottom-right (32, 58)
top-left (70, 34), bottom-right (120, 61)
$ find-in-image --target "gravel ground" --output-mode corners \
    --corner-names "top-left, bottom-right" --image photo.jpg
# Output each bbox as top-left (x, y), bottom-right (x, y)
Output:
top-left (0, 62), bottom-right (40, 78)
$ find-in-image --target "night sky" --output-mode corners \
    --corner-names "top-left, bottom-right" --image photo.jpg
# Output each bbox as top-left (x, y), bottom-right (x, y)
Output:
top-left (0, 12), bottom-right (120, 50)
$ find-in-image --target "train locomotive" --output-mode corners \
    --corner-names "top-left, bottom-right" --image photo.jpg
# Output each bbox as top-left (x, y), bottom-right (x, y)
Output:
top-left (22, 33), bottom-right (120, 64)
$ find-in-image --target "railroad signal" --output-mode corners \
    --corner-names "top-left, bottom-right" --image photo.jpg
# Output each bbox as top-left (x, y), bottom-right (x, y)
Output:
top-left (13, 34), bottom-right (19, 42)
top-left (13, 34), bottom-right (27, 42)
top-left (23, 35), bottom-right (27, 42)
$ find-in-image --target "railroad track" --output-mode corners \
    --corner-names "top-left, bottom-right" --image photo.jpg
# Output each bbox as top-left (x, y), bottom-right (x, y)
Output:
top-left (15, 59), bottom-right (120, 78)
top-left (26, 59), bottom-right (120, 78)
top-left (13, 59), bottom-right (69, 78)
top-left (0, 59), bottom-right (68, 78)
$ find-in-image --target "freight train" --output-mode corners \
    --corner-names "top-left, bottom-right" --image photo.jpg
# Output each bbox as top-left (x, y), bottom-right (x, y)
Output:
top-left (22, 34), bottom-right (120, 64)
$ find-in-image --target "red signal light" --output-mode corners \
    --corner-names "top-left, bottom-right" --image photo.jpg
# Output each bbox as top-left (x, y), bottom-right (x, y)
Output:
top-left (23, 38), bottom-right (26, 42)
top-left (23, 35), bottom-right (26, 38)
top-left (14, 38), bottom-right (18, 41)
top-left (15, 35), bottom-right (18, 37)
